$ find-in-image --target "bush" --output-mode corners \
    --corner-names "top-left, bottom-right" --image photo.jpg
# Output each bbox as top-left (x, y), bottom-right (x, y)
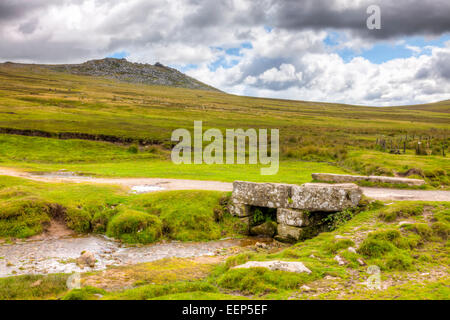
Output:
top-left (107, 209), bottom-right (162, 244)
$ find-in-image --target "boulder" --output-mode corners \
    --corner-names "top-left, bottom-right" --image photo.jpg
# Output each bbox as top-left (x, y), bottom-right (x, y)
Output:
top-left (77, 251), bottom-right (96, 268)
top-left (250, 221), bottom-right (277, 237)
top-left (276, 224), bottom-right (304, 242)
top-left (277, 208), bottom-right (311, 227)
top-left (231, 181), bottom-right (294, 209)
top-left (233, 260), bottom-right (311, 274)
top-left (229, 202), bottom-right (251, 217)
top-left (290, 183), bottom-right (362, 212)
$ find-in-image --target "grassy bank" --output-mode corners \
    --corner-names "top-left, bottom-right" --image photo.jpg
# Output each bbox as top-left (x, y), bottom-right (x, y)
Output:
top-left (0, 175), bottom-right (246, 242)
top-left (0, 63), bottom-right (448, 186)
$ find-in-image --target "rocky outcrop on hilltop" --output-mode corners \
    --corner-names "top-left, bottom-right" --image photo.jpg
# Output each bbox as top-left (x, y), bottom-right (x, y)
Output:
top-left (47, 58), bottom-right (218, 91)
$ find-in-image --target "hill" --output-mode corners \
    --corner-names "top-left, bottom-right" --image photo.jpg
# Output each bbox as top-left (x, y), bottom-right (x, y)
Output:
top-left (2, 58), bottom-right (219, 92)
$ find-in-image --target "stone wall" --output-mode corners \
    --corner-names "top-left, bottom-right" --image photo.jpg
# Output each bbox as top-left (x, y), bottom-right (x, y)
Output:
top-left (229, 181), bottom-right (363, 242)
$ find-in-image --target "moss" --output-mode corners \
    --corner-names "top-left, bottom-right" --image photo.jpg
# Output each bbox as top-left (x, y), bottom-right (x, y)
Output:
top-left (106, 209), bottom-right (162, 244)
top-left (62, 286), bottom-right (106, 300)
top-left (105, 281), bottom-right (217, 300)
top-left (378, 202), bottom-right (423, 222)
top-left (357, 238), bottom-right (394, 258)
top-left (216, 268), bottom-right (313, 295)
top-left (383, 252), bottom-right (414, 271)
top-left (325, 239), bottom-right (355, 254)
top-left (0, 197), bottom-right (52, 238)
top-left (432, 222), bottom-right (449, 240)
top-left (403, 223), bottom-right (433, 241)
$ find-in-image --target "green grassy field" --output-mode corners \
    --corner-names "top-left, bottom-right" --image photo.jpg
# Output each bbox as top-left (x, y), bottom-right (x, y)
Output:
top-left (0, 63), bottom-right (449, 186)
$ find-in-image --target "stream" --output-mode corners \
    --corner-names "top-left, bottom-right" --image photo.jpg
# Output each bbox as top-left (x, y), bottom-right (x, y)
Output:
top-left (0, 235), bottom-right (266, 277)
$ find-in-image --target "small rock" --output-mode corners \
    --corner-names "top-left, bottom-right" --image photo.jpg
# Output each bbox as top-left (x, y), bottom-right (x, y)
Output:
top-left (334, 255), bottom-right (347, 266)
top-left (300, 285), bottom-right (312, 291)
top-left (309, 254), bottom-right (316, 259)
top-left (324, 275), bottom-right (339, 281)
top-left (77, 251), bottom-right (96, 268)
top-left (398, 221), bottom-right (411, 226)
top-left (334, 235), bottom-right (346, 240)
top-left (347, 247), bottom-right (357, 254)
top-left (255, 242), bottom-right (268, 249)
top-left (357, 258), bottom-right (366, 266)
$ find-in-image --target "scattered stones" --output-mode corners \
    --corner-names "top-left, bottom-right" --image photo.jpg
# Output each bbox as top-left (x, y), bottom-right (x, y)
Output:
top-left (255, 242), bottom-right (268, 249)
top-left (233, 260), bottom-right (312, 274)
top-left (334, 255), bottom-right (347, 266)
top-left (347, 247), bottom-right (357, 254)
top-left (49, 58), bottom-right (217, 91)
top-left (312, 173), bottom-right (425, 186)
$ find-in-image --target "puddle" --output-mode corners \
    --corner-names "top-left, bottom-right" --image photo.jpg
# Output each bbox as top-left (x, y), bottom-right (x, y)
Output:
top-left (0, 235), bottom-right (264, 277)
top-left (33, 170), bottom-right (93, 180)
top-left (130, 185), bottom-right (165, 193)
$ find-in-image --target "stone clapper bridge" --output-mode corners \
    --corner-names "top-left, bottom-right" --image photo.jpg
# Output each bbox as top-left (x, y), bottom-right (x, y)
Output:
top-left (229, 181), bottom-right (363, 242)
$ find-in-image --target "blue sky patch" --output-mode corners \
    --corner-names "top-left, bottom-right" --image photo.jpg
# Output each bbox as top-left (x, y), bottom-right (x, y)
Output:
top-left (107, 51), bottom-right (129, 59)
top-left (325, 32), bottom-right (450, 64)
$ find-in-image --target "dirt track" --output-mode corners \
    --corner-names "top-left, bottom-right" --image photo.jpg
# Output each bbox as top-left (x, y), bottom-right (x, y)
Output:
top-left (1, 167), bottom-right (449, 202)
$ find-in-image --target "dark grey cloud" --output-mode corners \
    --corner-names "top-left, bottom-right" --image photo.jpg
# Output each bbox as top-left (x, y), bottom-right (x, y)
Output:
top-left (268, 0), bottom-right (450, 39)
top-left (0, 0), bottom-right (60, 22)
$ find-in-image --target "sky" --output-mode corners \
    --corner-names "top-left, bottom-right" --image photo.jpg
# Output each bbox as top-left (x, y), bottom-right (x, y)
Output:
top-left (1, 0), bottom-right (450, 106)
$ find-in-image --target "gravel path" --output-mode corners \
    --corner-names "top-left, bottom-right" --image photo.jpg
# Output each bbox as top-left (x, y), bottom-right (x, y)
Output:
top-left (0, 167), bottom-right (449, 201)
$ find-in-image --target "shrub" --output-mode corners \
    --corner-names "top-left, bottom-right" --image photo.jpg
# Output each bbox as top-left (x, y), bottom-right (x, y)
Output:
top-left (107, 209), bottom-right (162, 244)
